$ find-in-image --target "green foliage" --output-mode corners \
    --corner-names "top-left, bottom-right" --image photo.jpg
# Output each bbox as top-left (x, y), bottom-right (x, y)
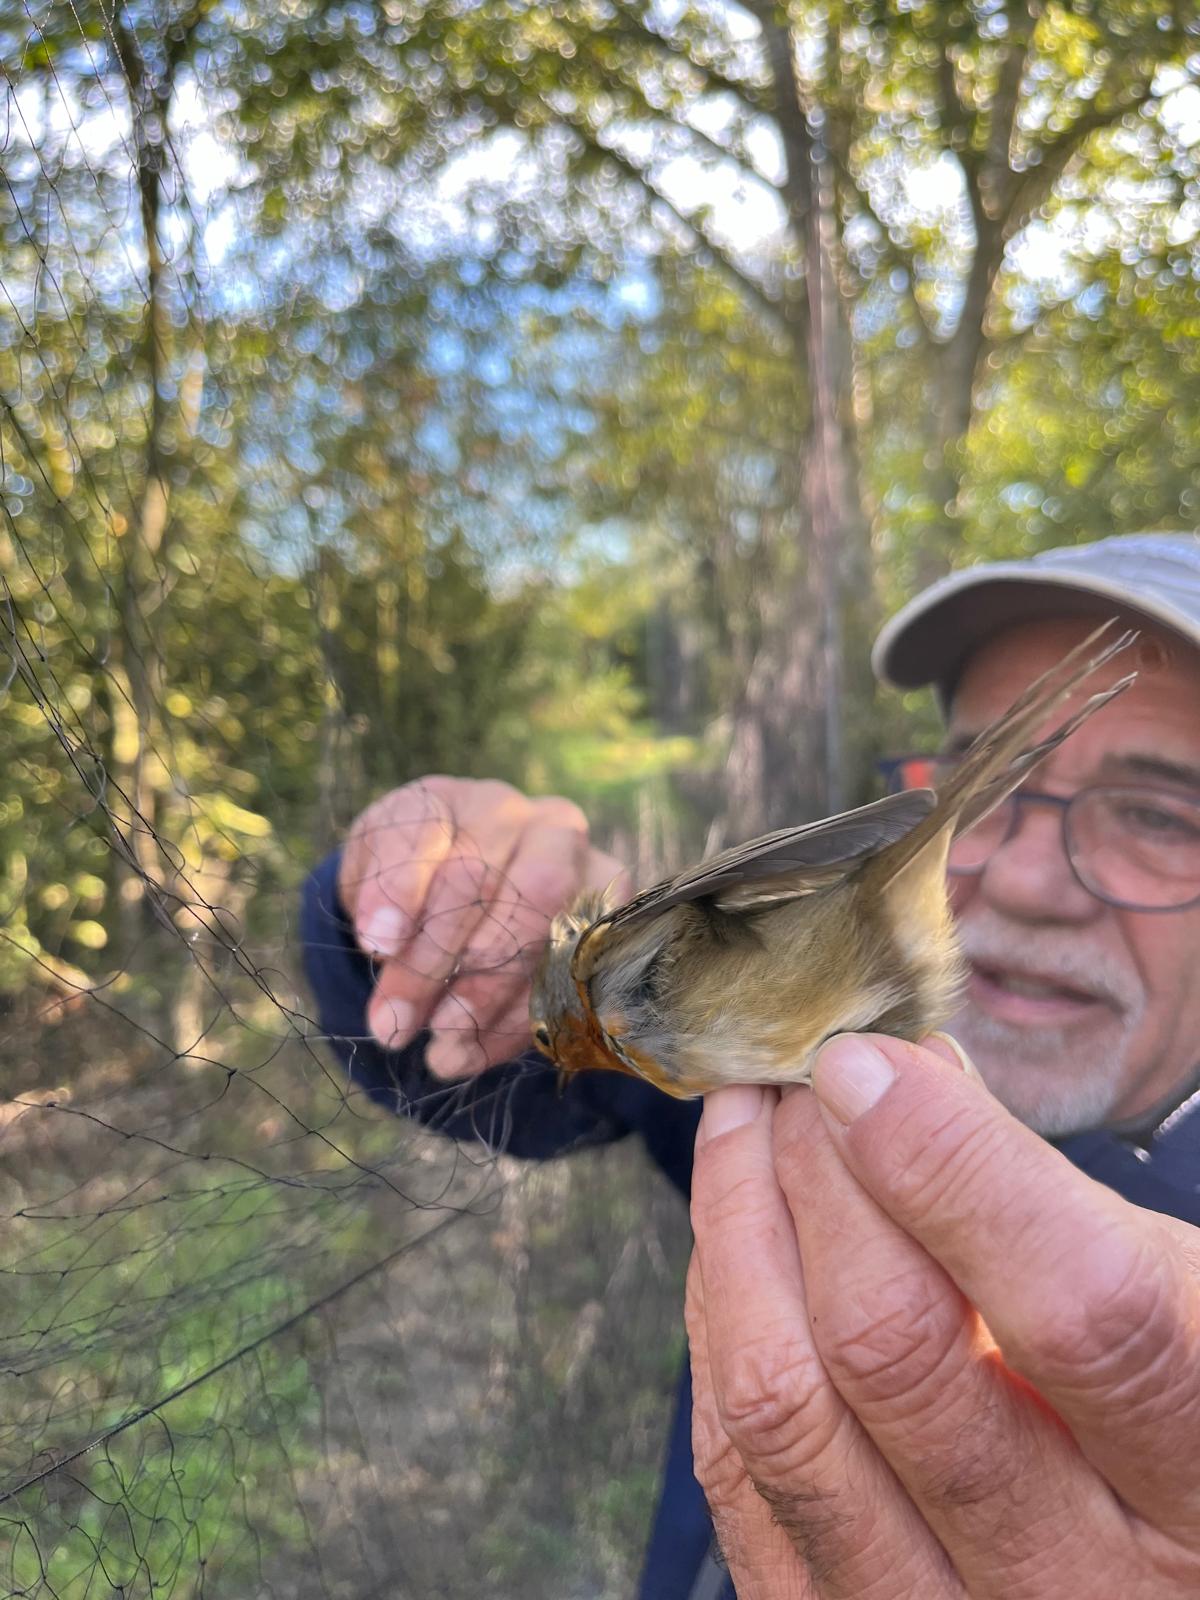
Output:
top-left (964, 252), bottom-right (1200, 551)
top-left (7, 1350), bottom-right (318, 1599)
top-left (6, 0), bottom-right (1200, 1593)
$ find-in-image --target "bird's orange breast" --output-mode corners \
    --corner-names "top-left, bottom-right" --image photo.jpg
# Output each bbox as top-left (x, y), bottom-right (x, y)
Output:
top-left (552, 1011), bottom-right (633, 1079)
top-left (557, 1003), bottom-right (705, 1100)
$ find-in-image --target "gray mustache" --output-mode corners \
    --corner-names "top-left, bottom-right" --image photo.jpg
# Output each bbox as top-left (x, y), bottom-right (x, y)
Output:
top-left (957, 918), bottom-right (1139, 1013)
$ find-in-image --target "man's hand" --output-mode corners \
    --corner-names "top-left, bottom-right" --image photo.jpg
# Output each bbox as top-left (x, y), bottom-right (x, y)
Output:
top-left (687, 1035), bottom-right (1200, 1599)
top-left (337, 776), bottom-right (630, 1079)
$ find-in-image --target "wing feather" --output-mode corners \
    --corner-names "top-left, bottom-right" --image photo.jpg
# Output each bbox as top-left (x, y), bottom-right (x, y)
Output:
top-left (577, 789), bottom-right (935, 950)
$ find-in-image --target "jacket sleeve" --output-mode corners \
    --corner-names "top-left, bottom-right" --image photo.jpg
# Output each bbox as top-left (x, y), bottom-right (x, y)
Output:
top-left (1056, 1121), bottom-right (1200, 1228)
top-left (300, 848), bottom-right (697, 1168)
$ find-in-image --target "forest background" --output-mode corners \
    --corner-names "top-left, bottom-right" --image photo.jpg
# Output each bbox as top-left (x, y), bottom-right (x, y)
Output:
top-left (4, 2), bottom-right (1200, 1597)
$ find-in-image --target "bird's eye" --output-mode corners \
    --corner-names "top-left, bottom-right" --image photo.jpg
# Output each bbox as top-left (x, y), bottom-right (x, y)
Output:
top-left (532, 1023), bottom-right (552, 1051)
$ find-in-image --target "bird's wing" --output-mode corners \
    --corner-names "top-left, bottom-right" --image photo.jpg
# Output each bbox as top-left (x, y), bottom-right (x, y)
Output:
top-left (576, 789), bottom-right (935, 953)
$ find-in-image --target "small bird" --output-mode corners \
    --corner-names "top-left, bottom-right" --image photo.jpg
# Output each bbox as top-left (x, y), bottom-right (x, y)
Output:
top-left (528, 622), bottom-right (1135, 1098)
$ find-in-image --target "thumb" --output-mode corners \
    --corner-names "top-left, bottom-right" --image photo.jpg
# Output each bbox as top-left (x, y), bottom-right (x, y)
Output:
top-left (922, 1030), bottom-right (983, 1084)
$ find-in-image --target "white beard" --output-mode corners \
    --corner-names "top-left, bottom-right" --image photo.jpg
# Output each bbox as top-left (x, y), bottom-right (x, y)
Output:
top-left (948, 1007), bottom-right (1142, 1136)
top-left (949, 912), bottom-right (1146, 1137)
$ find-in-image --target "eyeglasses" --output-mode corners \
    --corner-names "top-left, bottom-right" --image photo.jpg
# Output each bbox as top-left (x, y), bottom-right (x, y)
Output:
top-left (882, 755), bottom-right (1200, 913)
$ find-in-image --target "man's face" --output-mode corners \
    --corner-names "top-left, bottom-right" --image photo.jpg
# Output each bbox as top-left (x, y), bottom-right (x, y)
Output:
top-left (945, 616), bottom-right (1200, 1135)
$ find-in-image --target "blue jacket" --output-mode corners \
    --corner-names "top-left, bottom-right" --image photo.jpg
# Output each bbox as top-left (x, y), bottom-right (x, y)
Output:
top-left (301, 850), bottom-right (1200, 1600)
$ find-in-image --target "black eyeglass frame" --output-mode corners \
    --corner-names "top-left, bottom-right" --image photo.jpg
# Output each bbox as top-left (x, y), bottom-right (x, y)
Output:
top-left (878, 756), bottom-right (1200, 915)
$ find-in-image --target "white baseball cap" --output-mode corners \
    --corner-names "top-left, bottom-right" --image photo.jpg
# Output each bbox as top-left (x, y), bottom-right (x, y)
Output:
top-left (874, 532), bottom-right (1200, 701)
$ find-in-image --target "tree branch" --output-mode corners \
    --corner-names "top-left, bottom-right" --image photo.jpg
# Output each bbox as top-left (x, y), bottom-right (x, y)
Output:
top-left (570, 45), bottom-right (771, 187)
top-left (601, 1), bottom-right (775, 116)
top-left (163, 0), bottom-right (216, 75)
top-left (1000, 79), bottom-right (1161, 240)
top-left (932, 0), bottom-right (1036, 443)
top-left (977, 1), bottom-right (1033, 222)
top-left (568, 120), bottom-right (787, 333)
top-left (827, 150), bottom-right (933, 348)
top-left (936, 36), bottom-right (978, 182)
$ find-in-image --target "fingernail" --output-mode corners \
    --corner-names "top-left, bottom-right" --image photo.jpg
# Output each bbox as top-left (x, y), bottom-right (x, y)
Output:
top-left (923, 1030), bottom-right (979, 1080)
top-left (427, 1034), bottom-right (472, 1080)
top-left (427, 997), bottom-right (471, 1034)
top-left (812, 1035), bottom-right (896, 1126)
top-left (375, 997), bottom-right (416, 1047)
top-left (698, 1085), bottom-right (764, 1145)
top-left (360, 906), bottom-right (407, 956)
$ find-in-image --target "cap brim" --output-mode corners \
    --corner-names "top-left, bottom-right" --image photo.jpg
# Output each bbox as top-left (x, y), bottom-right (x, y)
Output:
top-left (873, 566), bottom-right (1200, 700)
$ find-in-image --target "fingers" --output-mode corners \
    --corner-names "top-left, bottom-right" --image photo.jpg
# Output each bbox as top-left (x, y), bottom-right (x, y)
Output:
top-left (340, 778), bottom-right (457, 955)
top-left (686, 1252), bottom-right (818, 1600)
top-left (421, 841), bottom-right (632, 1078)
top-left (772, 1085), bottom-right (1135, 1597)
top-left (390, 787), bottom-right (544, 1010)
top-left (810, 1033), bottom-right (1200, 1544)
top-left (423, 993), bottom-right (536, 1080)
top-left (345, 779), bottom-right (600, 1062)
top-left (419, 819), bottom-right (589, 1073)
top-left (690, 1086), bottom-right (960, 1600)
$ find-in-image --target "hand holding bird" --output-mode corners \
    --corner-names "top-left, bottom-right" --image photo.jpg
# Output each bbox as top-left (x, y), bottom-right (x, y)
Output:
top-left (530, 622), bottom-right (1136, 1097)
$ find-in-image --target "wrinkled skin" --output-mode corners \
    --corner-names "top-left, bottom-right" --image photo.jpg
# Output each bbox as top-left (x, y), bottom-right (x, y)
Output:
top-left (688, 1038), bottom-right (1200, 1600)
top-left (687, 616), bottom-right (1200, 1598)
top-left (337, 776), bottom-right (629, 1079)
top-left (945, 618), bottom-right (1200, 1134)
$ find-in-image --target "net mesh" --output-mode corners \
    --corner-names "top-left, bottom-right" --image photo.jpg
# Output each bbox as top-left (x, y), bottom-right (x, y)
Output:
top-left (0, 8), bottom-right (690, 1595)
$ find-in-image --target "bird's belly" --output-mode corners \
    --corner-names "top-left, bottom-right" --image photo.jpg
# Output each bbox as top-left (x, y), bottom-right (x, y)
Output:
top-left (666, 972), bottom-right (909, 1091)
top-left (596, 890), bottom-right (959, 1097)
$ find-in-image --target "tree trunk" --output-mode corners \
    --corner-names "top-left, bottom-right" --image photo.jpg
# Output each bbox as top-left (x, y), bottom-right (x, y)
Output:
top-left (314, 544), bottom-right (351, 849)
top-left (912, 7), bottom-right (1032, 584)
top-left (719, 11), bottom-right (868, 834)
top-left (108, 17), bottom-right (178, 965)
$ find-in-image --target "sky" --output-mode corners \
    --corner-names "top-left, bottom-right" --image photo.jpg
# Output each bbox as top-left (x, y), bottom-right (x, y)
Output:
top-left (162, 48), bottom-right (1200, 305)
top-left (13, 9), bottom-right (1200, 351)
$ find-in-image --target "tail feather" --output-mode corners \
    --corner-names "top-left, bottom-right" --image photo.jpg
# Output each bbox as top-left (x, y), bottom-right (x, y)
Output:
top-left (953, 672), bottom-right (1133, 836)
top-left (864, 618), bottom-right (1136, 888)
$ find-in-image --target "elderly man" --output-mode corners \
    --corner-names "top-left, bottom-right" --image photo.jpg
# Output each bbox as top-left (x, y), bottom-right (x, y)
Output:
top-left (301, 532), bottom-right (1200, 1600)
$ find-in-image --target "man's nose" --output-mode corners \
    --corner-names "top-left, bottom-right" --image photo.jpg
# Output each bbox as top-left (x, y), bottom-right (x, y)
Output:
top-left (975, 800), bottom-right (1102, 924)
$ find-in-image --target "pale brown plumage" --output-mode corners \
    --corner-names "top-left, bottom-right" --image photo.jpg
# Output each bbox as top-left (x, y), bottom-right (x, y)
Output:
top-left (529, 622), bottom-right (1136, 1098)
